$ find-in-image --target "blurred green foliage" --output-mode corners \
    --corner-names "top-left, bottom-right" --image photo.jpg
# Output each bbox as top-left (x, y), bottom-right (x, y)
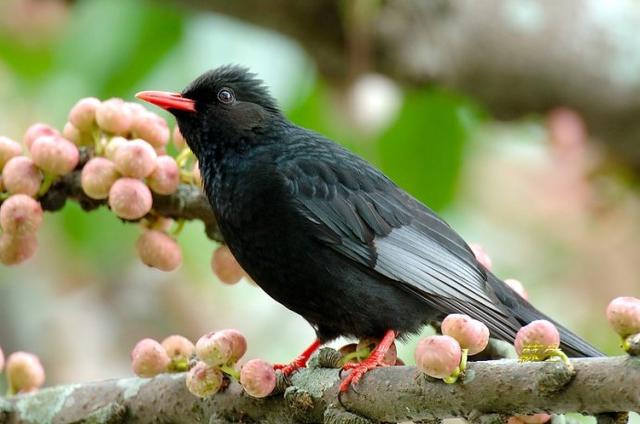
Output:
top-left (289, 83), bottom-right (479, 210)
top-left (0, 0), bottom-right (478, 264)
top-left (1, 3), bottom-right (632, 406)
top-left (0, 0), bottom-right (484, 377)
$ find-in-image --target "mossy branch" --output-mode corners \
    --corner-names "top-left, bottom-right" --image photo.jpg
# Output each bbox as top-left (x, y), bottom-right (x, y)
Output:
top-left (0, 356), bottom-right (638, 424)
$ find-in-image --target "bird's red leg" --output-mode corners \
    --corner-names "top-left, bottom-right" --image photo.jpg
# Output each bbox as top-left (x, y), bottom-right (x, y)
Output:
top-left (339, 330), bottom-right (396, 392)
top-left (274, 339), bottom-right (322, 376)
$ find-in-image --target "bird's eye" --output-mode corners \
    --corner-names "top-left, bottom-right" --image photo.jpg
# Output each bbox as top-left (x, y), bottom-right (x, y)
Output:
top-left (217, 88), bottom-right (235, 104)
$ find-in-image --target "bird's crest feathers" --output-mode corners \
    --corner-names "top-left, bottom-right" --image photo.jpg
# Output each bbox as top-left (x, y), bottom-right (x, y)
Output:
top-left (182, 65), bottom-right (280, 113)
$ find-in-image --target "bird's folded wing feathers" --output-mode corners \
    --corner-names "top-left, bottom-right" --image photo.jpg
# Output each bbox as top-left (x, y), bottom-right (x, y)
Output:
top-left (280, 152), bottom-right (519, 339)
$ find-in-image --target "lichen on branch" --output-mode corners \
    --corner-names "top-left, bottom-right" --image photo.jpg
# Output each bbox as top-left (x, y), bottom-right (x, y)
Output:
top-left (0, 356), bottom-right (637, 424)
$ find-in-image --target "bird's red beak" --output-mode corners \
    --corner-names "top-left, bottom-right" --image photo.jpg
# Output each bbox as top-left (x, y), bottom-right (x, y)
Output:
top-left (135, 91), bottom-right (196, 112)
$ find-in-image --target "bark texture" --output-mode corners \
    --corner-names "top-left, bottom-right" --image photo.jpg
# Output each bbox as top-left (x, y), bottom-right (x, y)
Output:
top-left (28, 151), bottom-right (222, 242)
top-left (1, 356), bottom-right (638, 424)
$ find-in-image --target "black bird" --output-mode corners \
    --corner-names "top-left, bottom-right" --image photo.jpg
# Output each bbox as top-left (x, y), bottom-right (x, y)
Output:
top-left (137, 66), bottom-right (602, 391)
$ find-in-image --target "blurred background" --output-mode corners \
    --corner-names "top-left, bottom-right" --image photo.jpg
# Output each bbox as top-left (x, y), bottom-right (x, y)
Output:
top-left (0, 0), bottom-right (639, 410)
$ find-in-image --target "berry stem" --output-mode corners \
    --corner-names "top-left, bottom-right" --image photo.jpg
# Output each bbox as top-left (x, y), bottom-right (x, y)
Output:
top-left (442, 367), bottom-right (461, 384)
top-left (170, 358), bottom-right (189, 372)
top-left (179, 170), bottom-right (194, 184)
top-left (549, 349), bottom-right (574, 372)
top-left (459, 348), bottom-right (468, 373)
top-left (338, 347), bottom-right (371, 366)
top-left (622, 336), bottom-right (631, 352)
top-left (220, 364), bottom-right (240, 381)
top-left (93, 129), bottom-right (105, 155)
top-left (37, 172), bottom-right (56, 196)
top-left (171, 219), bottom-right (185, 236)
top-left (176, 148), bottom-right (193, 168)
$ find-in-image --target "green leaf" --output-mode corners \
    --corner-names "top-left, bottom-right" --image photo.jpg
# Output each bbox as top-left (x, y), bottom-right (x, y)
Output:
top-left (54, 0), bottom-right (185, 98)
top-left (48, 202), bottom-right (137, 274)
top-left (378, 89), bottom-right (477, 210)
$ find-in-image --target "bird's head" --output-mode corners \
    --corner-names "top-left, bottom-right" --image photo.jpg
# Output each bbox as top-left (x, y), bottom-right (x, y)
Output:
top-left (136, 65), bottom-right (281, 159)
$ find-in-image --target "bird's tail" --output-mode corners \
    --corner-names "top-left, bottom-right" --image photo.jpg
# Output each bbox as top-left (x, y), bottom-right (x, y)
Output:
top-left (487, 272), bottom-right (603, 357)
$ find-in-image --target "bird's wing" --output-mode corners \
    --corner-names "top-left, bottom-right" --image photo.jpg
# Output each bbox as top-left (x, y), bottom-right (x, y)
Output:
top-left (279, 145), bottom-right (519, 339)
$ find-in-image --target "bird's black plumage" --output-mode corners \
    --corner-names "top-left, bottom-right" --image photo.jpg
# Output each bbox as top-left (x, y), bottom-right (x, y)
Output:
top-left (170, 65), bottom-right (601, 357)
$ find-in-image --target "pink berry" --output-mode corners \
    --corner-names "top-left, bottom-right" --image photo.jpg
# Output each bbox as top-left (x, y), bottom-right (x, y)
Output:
top-left (547, 107), bottom-right (585, 153)
top-left (0, 194), bottom-right (43, 235)
top-left (505, 279), bottom-right (529, 301)
top-left (441, 314), bottom-right (490, 355)
top-left (211, 245), bottom-right (245, 284)
top-left (0, 136), bottom-right (22, 170)
top-left (81, 157), bottom-right (120, 200)
top-left (135, 230), bottom-right (182, 271)
top-left (131, 338), bottom-right (170, 378)
top-left (147, 155), bottom-right (180, 195)
top-left (23, 123), bottom-right (59, 151)
top-left (108, 178), bottom-right (153, 220)
top-left (133, 111), bottom-right (170, 148)
top-left (126, 102), bottom-right (146, 119)
top-left (113, 139), bottom-right (157, 179)
top-left (62, 122), bottom-right (79, 144)
top-left (2, 156), bottom-right (43, 196)
top-left (514, 414), bottom-right (552, 424)
top-left (5, 351), bottom-right (45, 394)
top-left (62, 122), bottom-right (93, 147)
top-left (240, 358), bottom-right (276, 398)
top-left (186, 361), bottom-right (223, 398)
top-left (469, 243), bottom-right (492, 270)
top-left (514, 320), bottom-right (560, 357)
top-left (195, 331), bottom-right (233, 366)
top-left (96, 98), bottom-right (133, 134)
top-left (357, 337), bottom-right (398, 365)
top-left (415, 335), bottom-right (461, 379)
top-left (173, 126), bottom-right (187, 150)
top-left (193, 161), bottom-right (202, 186)
top-left (30, 135), bottom-right (79, 175)
top-left (149, 216), bottom-right (174, 232)
top-left (69, 97), bottom-right (100, 131)
top-left (161, 335), bottom-right (195, 369)
top-left (216, 329), bottom-right (247, 363)
top-left (0, 233), bottom-right (38, 265)
top-left (606, 297), bottom-right (640, 338)
top-left (104, 136), bottom-right (128, 161)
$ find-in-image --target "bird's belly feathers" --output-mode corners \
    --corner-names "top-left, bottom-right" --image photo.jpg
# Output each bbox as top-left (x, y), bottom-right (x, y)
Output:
top-left (217, 202), bottom-right (432, 341)
top-left (207, 155), bottom-right (434, 341)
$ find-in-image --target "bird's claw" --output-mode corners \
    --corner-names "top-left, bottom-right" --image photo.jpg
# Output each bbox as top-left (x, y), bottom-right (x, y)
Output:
top-left (339, 355), bottom-right (388, 392)
top-left (274, 357), bottom-right (307, 376)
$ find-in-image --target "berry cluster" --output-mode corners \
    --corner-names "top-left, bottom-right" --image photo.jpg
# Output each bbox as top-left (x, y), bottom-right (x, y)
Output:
top-left (71, 97), bottom-right (190, 271)
top-left (414, 314), bottom-right (489, 383)
top-left (0, 345), bottom-right (45, 395)
top-left (0, 96), bottom-right (249, 284)
top-left (131, 335), bottom-right (195, 378)
top-left (411, 245), bottom-right (638, 424)
top-left (130, 329), bottom-right (276, 399)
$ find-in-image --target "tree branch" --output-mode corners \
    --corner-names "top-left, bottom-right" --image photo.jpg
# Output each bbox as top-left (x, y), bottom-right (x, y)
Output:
top-left (1, 356), bottom-right (637, 423)
top-left (171, 0), bottom-right (640, 176)
top-left (29, 149), bottom-right (223, 242)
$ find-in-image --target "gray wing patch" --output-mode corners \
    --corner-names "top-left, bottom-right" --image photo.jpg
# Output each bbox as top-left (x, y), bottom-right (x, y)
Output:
top-left (374, 225), bottom-right (505, 315)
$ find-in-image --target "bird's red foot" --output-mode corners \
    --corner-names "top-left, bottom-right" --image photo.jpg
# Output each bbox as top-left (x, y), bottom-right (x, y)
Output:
top-left (339, 330), bottom-right (396, 392)
top-left (274, 357), bottom-right (307, 376)
top-left (274, 339), bottom-right (322, 376)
